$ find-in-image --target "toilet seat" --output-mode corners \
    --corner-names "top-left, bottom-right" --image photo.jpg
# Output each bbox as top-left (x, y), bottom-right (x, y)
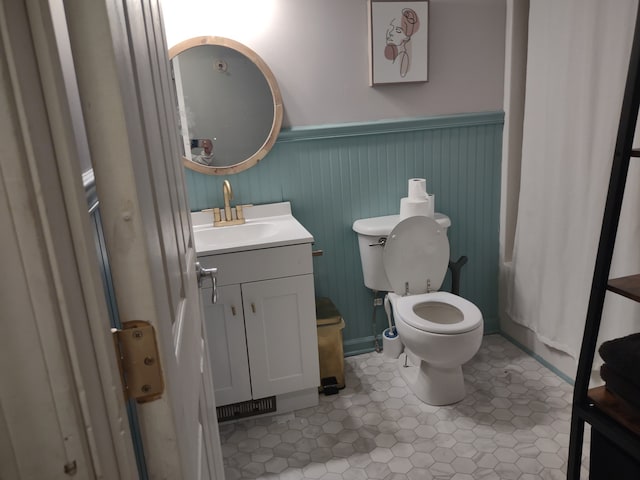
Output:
top-left (394, 291), bottom-right (482, 334)
top-left (383, 216), bottom-right (449, 295)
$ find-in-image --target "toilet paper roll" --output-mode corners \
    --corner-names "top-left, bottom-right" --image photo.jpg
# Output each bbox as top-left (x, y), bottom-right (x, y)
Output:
top-left (408, 178), bottom-right (428, 200)
top-left (399, 195), bottom-right (435, 220)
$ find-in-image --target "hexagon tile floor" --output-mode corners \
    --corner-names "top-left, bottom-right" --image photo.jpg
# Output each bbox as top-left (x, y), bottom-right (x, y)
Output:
top-left (220, 334), bottom-right (590, 479)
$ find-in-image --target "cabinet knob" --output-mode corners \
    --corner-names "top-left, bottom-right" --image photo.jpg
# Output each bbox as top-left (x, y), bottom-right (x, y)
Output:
top-left (231, 306), bottom-right (236, 316)
top-left (251, 303), bottom-right (256, 313)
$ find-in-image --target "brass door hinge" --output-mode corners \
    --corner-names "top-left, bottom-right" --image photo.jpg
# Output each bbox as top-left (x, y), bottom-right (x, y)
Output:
top-left (112, 321), bottom-right (164, 403)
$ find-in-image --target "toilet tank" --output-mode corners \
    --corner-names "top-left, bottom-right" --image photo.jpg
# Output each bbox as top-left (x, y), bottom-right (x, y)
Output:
top-left (352, 213), bottom-right (451, 292)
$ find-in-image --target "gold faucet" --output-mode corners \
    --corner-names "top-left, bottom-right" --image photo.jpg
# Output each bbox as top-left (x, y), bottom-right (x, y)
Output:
top-left (223, 179), bottom-right (233, 221)
top-left (212, 179), bottom-right (245, 226)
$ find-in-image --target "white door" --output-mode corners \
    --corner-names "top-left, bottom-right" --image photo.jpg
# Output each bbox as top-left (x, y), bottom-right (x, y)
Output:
top-left (1, 1), bottom-right (143, 478)
top-left (0, 5), bottom-right (118, 475)
top-left (0, 0), bottom-right (222, 477)
top-left (63, 0), bottom-right (223, 478)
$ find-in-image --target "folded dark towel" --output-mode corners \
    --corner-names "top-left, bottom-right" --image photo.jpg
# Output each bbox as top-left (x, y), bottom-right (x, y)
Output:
top-left (601, 363), bottom-right (640, 412)
top-left (598, 333), bottom-right (640, 383)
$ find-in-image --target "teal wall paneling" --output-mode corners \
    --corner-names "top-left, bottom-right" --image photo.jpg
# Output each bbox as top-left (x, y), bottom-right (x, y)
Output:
top-left (186, 112), bottom-right (504, 356)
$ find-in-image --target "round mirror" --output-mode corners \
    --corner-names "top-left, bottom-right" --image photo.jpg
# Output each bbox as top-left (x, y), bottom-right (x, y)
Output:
top-left (169, 37), bottom-right (283, 175)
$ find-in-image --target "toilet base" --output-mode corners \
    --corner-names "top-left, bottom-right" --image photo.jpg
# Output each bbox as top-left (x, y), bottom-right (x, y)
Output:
top-left (399, 356), bottom-right (466, 406)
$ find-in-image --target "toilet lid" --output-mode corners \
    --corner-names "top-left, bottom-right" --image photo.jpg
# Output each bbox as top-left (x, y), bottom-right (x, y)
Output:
top-left (383, 216), bottom-right (449, 295)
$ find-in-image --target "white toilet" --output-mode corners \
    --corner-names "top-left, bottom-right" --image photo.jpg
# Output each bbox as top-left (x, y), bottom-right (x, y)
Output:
top-left (352, 214), bottom-right (483, 405)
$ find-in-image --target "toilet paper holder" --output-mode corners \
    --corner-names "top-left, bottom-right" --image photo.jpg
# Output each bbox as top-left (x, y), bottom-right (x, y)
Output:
top-left (448, 256), bottom-right (468, 296)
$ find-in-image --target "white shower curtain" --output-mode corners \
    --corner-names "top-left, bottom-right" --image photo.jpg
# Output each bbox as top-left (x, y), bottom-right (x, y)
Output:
top-left (506, 0), bottom-right (640, 359)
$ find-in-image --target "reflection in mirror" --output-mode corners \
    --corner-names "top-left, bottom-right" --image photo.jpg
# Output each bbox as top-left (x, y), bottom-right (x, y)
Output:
top-left (170, 37), bottom-right (283, 175)
top-left (189, 138), bottom-right (215, 165)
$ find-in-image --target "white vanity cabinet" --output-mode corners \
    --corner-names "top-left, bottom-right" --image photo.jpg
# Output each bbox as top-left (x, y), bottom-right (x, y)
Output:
top-left (198, 243), bottom-right (319, 409)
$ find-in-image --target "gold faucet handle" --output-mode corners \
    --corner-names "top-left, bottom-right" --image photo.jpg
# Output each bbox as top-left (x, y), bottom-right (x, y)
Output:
top-left (212, 208), bottom-right (221, 224)
top-left (236, 205), bottom-right (244, 220)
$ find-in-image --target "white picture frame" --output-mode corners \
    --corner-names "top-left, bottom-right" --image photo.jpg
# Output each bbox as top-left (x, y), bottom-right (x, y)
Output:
top-left (368, 0), bottom-right (429, 85)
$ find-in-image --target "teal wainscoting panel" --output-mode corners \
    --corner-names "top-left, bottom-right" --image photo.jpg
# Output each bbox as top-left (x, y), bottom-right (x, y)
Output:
top-left (185, 112), bottom-right (504, 356)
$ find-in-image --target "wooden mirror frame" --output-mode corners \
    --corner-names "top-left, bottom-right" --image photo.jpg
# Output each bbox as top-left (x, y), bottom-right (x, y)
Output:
top-left (169, 36), bottom-right (283, 175)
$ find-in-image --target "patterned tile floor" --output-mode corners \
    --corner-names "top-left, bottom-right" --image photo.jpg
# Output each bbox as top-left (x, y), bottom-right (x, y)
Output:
top-left (220, 334), bottom-right (590, 479)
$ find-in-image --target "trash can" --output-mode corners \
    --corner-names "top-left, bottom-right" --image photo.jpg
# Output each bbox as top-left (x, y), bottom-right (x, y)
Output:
top-left (316, 297), bottom-right (346, 395)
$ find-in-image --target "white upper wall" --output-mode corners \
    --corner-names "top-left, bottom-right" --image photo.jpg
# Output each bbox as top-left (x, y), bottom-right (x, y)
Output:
top-left (163, 0), bottom-right (506, 127)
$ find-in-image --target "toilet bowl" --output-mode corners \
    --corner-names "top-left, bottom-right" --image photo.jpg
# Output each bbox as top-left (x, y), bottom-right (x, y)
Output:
top-left (389, 291), bottom-right (483, 405)
top-left (353, 214), bottom-right (483, 405)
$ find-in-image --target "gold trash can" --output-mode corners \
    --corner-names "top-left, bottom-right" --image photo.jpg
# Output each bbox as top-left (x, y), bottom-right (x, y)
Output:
top-left (316, 297), bottom-right (346, 394)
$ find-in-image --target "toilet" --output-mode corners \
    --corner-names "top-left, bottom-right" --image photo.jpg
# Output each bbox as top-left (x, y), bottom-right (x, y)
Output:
top-left (352, 214), bottom-right (483, 405)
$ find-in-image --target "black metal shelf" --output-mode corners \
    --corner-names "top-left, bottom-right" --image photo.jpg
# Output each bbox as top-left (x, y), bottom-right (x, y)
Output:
top-left (567, 3), bottom-right (640, 479)
top-left (575, 387), bottom-right (640, 460)
top-left (607, 274), bottom-right (640, 302)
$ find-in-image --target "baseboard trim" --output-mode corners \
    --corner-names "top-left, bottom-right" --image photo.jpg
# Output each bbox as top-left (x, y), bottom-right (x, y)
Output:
top-left (499, 331), bottom-right (575, 385)
top-left (344, 335), bottom-right (379, 357)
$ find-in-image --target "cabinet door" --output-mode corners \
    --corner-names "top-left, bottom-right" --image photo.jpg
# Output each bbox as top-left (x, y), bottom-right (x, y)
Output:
top-left (242, 274), bottom-right (319, 399)
top-left (201, 284), bottom-right (252, 406)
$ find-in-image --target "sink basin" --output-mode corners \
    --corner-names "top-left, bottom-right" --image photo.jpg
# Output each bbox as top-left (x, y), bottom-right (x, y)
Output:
top-left (192, 202), bottom-right (314, 255)
top-left (195, 222), bottom-right (279, 250)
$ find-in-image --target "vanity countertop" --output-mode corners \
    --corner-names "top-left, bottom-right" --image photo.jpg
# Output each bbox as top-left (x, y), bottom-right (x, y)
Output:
top-left (192, 202), bottom-right (314, 256)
